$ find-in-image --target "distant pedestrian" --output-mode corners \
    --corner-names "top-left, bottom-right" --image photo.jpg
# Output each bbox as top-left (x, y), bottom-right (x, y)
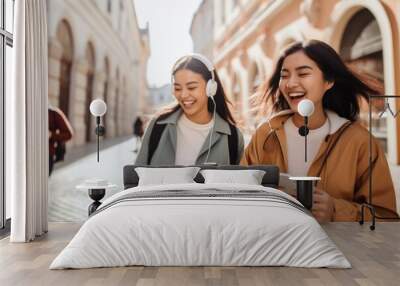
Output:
top-left (133, 116), bottom-right (144, 152)
top-left (49, 105), bottom-right (73, 176)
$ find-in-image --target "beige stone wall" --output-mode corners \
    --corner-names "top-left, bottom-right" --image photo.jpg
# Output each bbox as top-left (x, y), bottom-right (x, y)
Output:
top-left (47, 0), bottom-right (150, 147)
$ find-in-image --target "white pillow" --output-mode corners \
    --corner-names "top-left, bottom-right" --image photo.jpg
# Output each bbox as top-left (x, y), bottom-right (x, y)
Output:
top-left (135, 167), bottom-right (200, 186)
top-left (200, 169), bottom-right (266, 185)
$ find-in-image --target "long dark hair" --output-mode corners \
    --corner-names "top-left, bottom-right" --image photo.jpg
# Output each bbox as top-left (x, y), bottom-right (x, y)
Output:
top-left (158, 56), bottom-right (236, 124)
top-left (264, 40), bottom-right (379, 121)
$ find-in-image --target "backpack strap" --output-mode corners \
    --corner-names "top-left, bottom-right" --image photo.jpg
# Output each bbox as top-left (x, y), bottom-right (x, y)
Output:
top-left (228, 123), bottom-right (238, 164)
top-left (147, 119), bottom-right (167, 165)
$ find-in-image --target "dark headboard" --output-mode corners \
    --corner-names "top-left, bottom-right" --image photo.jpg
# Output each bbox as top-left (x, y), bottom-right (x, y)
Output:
top-left (123, 165), bottom-right (280, 189)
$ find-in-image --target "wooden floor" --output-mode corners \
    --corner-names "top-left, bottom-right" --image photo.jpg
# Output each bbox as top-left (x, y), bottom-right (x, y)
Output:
top-left (0, 222), bottom-right (399, 286)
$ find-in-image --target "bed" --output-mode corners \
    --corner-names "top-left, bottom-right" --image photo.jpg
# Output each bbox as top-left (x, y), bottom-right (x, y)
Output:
top-left (50, 165), bottom-right (350, 269)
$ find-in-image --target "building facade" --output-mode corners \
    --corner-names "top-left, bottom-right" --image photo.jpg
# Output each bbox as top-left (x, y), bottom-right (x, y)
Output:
top-left (190, 0), bottom-right (215, 60)
top-left (191, 0), bottom-right (400, 164)
top-left (47, 0), bottom-right (150, 146)
top-left (147, 84), bottom-right (174, 115)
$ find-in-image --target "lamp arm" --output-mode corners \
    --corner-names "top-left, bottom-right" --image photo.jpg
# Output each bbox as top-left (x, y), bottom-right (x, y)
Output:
top-left (305, 116), bottom-right (308, 162)
top-left (97, 116), bottom-right (100, 162)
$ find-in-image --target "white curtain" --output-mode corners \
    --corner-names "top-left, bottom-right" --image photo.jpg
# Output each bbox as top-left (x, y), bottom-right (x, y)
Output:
top-left (8, 0), bottom-right (48, 242)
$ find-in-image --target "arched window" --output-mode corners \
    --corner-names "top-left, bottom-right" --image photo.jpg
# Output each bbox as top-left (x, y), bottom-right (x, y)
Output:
top-left (339, 8), bottom-right (386, 150)
top-left (84, 42), bottom-right (96, 142)
top-left (103, 57), bottom-right (110, 136)
top-left (56, 19), bottom-right (74, 119)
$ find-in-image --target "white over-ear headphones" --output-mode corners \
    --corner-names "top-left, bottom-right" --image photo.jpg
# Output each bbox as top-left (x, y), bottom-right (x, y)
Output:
top-left (171, 53), bottom-right (218, 97)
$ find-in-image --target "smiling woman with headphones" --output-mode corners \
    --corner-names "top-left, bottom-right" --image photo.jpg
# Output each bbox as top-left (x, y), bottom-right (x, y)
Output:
top-left (135, 53), bottom-right (244, 166)
top-left (241, 40), bottom-right (398, 223)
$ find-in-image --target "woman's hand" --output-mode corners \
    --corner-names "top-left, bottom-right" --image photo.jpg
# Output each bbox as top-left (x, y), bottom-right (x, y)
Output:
top-left (312, 188), bottom-right (334, 223)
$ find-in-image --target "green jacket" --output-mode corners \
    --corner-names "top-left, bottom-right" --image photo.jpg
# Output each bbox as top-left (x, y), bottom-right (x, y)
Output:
top-left (135, 109), bottom-right (244, 165)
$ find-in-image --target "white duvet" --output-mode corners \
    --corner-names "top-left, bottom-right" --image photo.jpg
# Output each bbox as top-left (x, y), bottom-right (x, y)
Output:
top-left (50, 183), bottom-right (351, 269)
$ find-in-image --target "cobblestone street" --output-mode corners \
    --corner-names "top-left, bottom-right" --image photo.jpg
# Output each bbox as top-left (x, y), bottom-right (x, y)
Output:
top-left (48, 136), bottom-right (138, 221)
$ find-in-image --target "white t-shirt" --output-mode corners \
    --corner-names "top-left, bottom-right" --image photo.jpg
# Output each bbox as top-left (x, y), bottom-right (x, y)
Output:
top-left (284, 117), bottom-right (329, 176)
top-left (175, 114), bottom-right (214, 165)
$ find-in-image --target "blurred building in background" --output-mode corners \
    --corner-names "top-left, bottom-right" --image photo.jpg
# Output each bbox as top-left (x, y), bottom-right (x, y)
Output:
top-left (47, 0), bottom-right (150, 146)
top-left (190, 0), bottom-right (215, 60)
top-left (191, 0), bottom-right (400, 164)
top-left (147, 84), bottom-right (174, 115)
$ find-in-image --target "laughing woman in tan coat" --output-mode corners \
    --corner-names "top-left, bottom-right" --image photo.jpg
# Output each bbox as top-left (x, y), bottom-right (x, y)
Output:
top-left (241, 40), bottom-right (398, 222)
